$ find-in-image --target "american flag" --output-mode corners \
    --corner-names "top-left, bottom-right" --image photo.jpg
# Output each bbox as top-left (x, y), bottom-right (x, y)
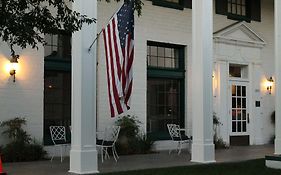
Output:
top-left (103, 0), bottom-right (134, 117)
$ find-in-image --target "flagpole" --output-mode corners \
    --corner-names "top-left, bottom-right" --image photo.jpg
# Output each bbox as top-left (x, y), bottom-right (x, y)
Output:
top-left (88, 30), bottom-right (103, 52)
top-left (88, 3), bottom-right (124, 52)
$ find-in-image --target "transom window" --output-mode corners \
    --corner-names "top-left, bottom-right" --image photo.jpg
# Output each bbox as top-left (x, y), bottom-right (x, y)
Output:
top-left (44, 32), bottom-right (71, 60)
top-left (229, 64), bottom-right (248, 79)
top-left (147, 44), bottom-right (180, 69)
top-left (228, 0), bottom-right (247, 17)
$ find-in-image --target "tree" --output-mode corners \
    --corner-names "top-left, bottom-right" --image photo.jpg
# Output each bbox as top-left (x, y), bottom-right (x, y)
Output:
top-left (0, 0), bottom-right (142, 57)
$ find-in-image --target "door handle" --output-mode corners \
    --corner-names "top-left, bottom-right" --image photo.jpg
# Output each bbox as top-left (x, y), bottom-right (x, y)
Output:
top-left (247, 113), bottom-right (250, 124)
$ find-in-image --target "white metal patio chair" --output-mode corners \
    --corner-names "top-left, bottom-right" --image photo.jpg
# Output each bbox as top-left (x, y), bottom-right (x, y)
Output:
top-left (96, 126), bottom-right (120, 163)
top-left (49, 126), bottom-right (70, 162)
top-left (167, 124), bottom-right (192, 155)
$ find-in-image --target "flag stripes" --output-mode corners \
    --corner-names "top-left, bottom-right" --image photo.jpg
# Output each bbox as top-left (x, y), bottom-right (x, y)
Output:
top-left (103, 1), bottom-right (134, 117)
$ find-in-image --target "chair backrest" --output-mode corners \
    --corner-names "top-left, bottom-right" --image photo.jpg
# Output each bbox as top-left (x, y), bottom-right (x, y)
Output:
top-left (167, 124), bottom-right (181, 140)
top-left (50, 126), bottom-right (67, 145)
top-left (103, 126), bottom-right (120, 144)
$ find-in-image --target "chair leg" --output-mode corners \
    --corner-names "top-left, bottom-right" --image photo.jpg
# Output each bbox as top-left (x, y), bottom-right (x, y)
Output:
top-left (101, 147), bottom-right (104, 163)
top-left (50, 151), bottom-right (54, 162)
top-left (60, 146), bottom-right (63, 162)
top-left (104, 148), bottom-right (110, 160)
top-left (113, 146), bottom-right (119, 159)
top-left (178, 142), bottom-right (182, 155)
top-left (112, 147), bottom-right (118, 162)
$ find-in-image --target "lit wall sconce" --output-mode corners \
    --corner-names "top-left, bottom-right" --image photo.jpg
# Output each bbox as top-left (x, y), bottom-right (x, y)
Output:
top-left (266, 77), bottom-right (274, 94)
top-left (9, 54), bottom-right (19, 82)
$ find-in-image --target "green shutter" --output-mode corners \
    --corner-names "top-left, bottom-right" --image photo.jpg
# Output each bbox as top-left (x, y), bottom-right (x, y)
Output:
top-left (215, 0), bottom-right (227, 15)
top-left (250, 0), bottom-right (261, 22)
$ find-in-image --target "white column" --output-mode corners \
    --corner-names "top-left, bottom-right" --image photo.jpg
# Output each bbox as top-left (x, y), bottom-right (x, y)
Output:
top-left (275, 0), bottom-right (281, 155)
top-left (69, 0), bottom-right (98, 174)
top-left (191, 0), bottom-right (215, 163)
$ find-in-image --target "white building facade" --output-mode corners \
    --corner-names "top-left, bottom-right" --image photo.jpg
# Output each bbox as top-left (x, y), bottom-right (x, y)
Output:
top-left (0, 0), bottom-right (280, 172)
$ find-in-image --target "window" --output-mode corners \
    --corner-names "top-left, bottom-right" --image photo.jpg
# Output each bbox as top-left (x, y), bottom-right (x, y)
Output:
top-left (44, 32), bottom-right (71, 145)
top-left (216, 0), bottom-right (261, 22)
top-left (227, 0), bottom-right (247, 17)
top-left (151, 0), bottom-right (192, 10)
top-left (147, 41), bottom-right (185, 140)
top-left (44, 31), bottom-right (71, 60)
top-left (229, 64), bottom-right (248, 79)
top-left (147, 45), bottom-right (179, 69)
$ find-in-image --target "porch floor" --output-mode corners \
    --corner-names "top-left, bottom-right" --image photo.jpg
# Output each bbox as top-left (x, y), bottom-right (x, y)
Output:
top-left (3, 145), bottom-right (274, 175)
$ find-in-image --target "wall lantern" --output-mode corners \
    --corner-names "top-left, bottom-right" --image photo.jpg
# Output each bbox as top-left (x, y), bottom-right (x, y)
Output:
top-left (9, 54), bottom-right (19, 82)
top-left (266, 77), bottom-right (274, 94)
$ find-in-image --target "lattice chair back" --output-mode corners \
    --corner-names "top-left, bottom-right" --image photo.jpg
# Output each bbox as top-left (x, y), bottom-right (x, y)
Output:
top-left (50, 126), bottom-right (67, 145)
top-left (104, 126), bottom-right (120, 144)
top-left (167, 124), bottom-right (181, 140)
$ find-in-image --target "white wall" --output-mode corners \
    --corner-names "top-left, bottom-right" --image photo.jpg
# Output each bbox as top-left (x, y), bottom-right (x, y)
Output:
top-left (96, 0), bottom-right (275, 147)
top-left (0, 43), bottom-right (44, 145)
top-left (0, 0), bottom-right (275, 149)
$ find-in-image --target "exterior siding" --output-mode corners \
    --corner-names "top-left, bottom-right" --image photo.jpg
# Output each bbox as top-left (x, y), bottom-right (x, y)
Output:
top-left (0, 0), bottom-right (275, 149)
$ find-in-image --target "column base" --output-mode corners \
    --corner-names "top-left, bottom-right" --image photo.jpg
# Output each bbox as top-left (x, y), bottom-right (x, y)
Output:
top-left (274, 138), bottom-right (281, 154)
top-left (69, 148), bottom-right (99, 174)
top-left (191, 142), bottom-right (215, 163)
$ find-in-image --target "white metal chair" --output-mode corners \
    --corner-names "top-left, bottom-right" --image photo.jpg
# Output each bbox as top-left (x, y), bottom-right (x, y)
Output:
top-left (49, 126), bottom-right (70, 162)
top-left (167, 124), bottom-right (192, 155)
top-left (96, 126), bottom-right (120, 163)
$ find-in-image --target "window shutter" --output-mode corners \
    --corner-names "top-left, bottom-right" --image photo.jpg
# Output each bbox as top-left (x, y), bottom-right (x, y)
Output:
top-left (184, 0), bottom-right (192, 9)
top-left (215, 0), bottom-right (227, 15)
top-left (250, 0), bottom-right (261, 22)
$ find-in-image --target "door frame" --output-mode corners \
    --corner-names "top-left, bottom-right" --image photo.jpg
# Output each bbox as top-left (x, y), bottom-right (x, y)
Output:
top-left (228, 80), bottom-right (250, 136)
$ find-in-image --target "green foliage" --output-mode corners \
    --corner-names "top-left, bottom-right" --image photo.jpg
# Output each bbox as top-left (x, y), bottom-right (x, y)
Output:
top-left (212, 113), bottom-right (228, 149)
top-left (0, 117), bottom-right (46, 162)
top-left (116, 115), bottom-right (140, 139)
top-left (115, 115), bottom-right (154, 154)
top-left (0, 117), bottom-right (30, 143)
top-left (214, 137), bottom-right (229, 149)
top-left (0, 0), bottom-right (143, 56)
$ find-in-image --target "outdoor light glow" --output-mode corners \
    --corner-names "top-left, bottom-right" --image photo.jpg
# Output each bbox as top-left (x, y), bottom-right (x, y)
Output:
top-left (265, 77), bottom-right (274, 94)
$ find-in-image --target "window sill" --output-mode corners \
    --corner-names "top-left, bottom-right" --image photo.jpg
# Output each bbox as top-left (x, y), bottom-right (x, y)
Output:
top-left (227, 14), bottom-right (251, 23)
top-left (152, 0), bottom-right (184, 10)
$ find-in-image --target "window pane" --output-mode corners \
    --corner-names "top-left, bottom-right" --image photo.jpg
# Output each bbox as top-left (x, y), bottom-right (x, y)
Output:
top-left (232, 85), bottom-right (236, 96)
top-left (150, 46), bottom-right (157, 56)
top-left (232, 122), bottom-right (236, 132)
top-left (237, 121), bottom-right (242, 132)
top-left (158, 47), bottom-right (165, 57)
top-left (150, 56), bottom-right (158, 67)
top-left (232, 97), bottom-right (236, 108)
top-left (165, 48), bottom-right (172, 58)
top-left (229, 65), bottom-right (241, 77)
top-left (158, 57), bottom-right (165, 67)
top-left (242, 86), bottom-right (246, 97)
top-left (165, 58), bottom-right (172, 68)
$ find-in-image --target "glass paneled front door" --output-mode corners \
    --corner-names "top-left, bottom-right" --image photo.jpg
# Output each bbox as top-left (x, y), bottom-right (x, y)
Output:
top-left (230, 81), bottom-right (249, 136)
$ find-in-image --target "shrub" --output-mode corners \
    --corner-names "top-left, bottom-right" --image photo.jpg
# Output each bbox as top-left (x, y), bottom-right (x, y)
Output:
top-left (0, 117), bottom-right (46, 162)
top-left (115, 115), bottom-right (154, 154)
top-left (214, 137), bottom-right (229, 149)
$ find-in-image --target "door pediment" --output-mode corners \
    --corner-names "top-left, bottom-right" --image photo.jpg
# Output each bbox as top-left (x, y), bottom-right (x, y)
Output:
top-left (214, 22), bottom-right (266, 48)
